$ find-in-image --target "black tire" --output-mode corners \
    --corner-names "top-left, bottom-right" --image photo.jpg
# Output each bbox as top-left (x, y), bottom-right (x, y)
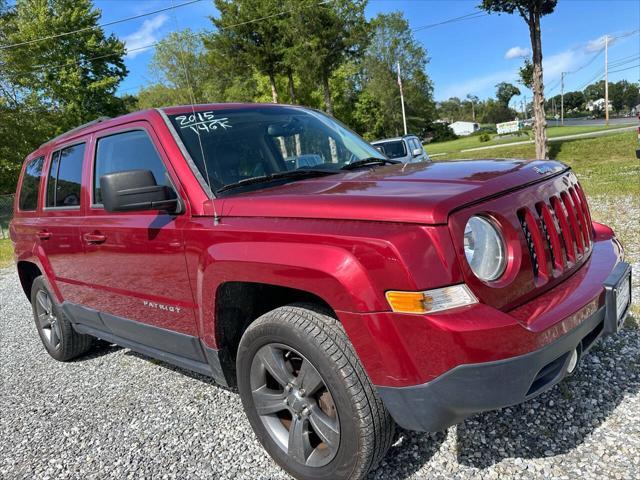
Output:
top-left (31, 276), bottom-right (94, 361)
top-left (236, 304), bottom-right (395, 480)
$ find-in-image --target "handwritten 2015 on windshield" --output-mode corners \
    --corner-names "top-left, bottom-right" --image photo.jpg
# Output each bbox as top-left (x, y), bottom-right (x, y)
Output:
top-left (175, 111), bottom-right (232, 134)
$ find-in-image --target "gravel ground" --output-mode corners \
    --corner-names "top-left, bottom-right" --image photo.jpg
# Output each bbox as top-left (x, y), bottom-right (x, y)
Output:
top-left (1, 196), bottom-right (639, 480)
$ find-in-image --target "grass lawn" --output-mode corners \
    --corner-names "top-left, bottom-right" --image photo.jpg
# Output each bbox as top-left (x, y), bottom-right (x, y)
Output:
top-left (0, 238), bottom-right (13, 269)
top-left (427, 123), bottom-right (635, 155)
top-left (438, 132), bottom-right (640, 196)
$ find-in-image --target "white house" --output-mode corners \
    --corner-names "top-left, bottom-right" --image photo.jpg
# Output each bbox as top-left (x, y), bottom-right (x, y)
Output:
top-left (586, 98), bottom-right (612, 112)
top-left (449, 121), bottom-right (479, 136)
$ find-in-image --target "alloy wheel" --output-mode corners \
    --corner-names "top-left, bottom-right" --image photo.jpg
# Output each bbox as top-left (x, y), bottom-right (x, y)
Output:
top-left (250, 343), bottom-right (340, 468)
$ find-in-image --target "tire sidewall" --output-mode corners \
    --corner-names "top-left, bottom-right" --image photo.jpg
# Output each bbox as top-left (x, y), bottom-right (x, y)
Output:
top-left (237, 316), bottom-right (361, 480)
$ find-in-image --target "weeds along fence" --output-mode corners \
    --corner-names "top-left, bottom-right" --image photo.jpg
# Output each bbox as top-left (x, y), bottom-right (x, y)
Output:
top-left (0, 194), bottom-right (14, 239)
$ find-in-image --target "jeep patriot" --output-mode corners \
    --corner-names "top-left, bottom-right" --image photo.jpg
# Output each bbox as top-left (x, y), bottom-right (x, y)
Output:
top-left (10, 104), bottom-right (632, 480)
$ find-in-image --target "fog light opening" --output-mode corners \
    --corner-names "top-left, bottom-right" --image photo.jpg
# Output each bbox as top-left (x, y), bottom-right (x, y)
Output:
top-left (566, 349), bottom-right (579, 374)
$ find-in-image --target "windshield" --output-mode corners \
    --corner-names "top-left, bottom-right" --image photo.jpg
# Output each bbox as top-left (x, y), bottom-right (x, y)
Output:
top-left (374, 140), bottom-right (406, 159)
top-left (167, 106), bottom-right (386, 194)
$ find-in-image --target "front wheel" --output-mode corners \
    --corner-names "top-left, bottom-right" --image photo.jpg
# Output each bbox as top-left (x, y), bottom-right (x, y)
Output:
top-left (236, 305), bottom-right (395, 480)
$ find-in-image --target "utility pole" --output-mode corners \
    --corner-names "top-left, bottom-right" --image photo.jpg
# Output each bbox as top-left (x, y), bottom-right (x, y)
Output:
top-left (397, 61), bottom-right (408, 135)
top-left (604, 35), bottom-right (609, 125)
top-left (560, 71), bottom-right (565, 126)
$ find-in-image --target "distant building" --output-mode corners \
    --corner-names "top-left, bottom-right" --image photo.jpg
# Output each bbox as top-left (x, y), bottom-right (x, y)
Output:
top-left (449, 121), bottom-right (479, 136)
top-left (586, 98), bottom-right (612, 112)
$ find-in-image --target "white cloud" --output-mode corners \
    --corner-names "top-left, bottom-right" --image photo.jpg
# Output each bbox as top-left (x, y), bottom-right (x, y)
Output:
top-left (585, 34), bottom-right (618, 53)
top-left (542, 50), bottom-right (579, 79)
top-left (123, 14), bottom-right (169, 58)
top-left (505, 46), bottom-right (531, 59)
top-left (440, 69), bottom-right (519, 99)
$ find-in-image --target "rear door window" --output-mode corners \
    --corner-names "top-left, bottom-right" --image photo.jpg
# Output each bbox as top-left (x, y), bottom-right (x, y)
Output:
top-left (379, 141), bottom-right (407, 159)
top-left (94, 130), bottom-right (170, 205)
top-left (46, 143), bottom-right (85, 208)
top-left (18, 156), bottom-right (45, 211)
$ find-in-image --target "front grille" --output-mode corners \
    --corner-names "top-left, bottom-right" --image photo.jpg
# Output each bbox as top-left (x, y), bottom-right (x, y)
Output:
top-left (518, 183), bottom-right (593, 279)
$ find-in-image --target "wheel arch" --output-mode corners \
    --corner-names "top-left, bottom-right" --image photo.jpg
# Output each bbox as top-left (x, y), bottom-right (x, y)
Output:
top-left (213, 281), bottom-right (336, 387)
top-left (17, 260), bottom-right (42, 301)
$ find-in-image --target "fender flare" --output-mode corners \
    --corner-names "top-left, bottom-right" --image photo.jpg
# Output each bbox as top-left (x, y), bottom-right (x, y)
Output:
top-left (196, 241), bottom-right (385, 347)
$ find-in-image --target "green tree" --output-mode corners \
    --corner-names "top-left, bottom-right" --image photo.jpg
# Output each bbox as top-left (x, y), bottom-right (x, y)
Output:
top-left (495, 82), bottom-right (521, 107)
top-left (437, 97), bottom-right (464, 122)
top-left (3, 0), bottom-right (127, 130)
top-left (584, 80), bottom-right (605, 102)
top-left (209, 0), bottom-right (287, 103)
top-left (0, 0), bottom-right (127, 193)
top-left (147, 29), bottom-right (210, 104)
top-left (479, 98), bottom-right (516, 124)
top-left (481, 0), bottom-right (558, 159)
top-left (518, 58), bottom-right (533, 89)
top-left (287, 0), bottom-right (368, 115)
top-left (466, 94), bottom-right (479, 121)
top-left (358, 11), bottom-right (434, 136)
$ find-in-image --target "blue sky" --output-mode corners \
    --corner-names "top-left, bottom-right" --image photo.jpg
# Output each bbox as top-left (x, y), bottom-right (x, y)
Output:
top-left (96, 0), bottom-right (640, 106)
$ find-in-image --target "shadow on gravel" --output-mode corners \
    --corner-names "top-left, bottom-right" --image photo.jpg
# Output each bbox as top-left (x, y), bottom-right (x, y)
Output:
top-left (74, 340), bottom-right (122, 361)
top-left (367, 430), bottom-right (446, 479)
top-left (455, 316), bottom-right (640, 469)
top-left (124, 350), bottom-right (238, 393)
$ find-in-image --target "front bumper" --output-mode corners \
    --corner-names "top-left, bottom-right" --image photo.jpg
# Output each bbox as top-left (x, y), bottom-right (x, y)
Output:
top-left (377, 259), bottom-right (631, 433)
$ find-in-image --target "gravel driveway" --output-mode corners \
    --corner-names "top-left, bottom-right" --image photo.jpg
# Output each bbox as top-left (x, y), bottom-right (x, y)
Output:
top-left (1, 197), bottom-right (639, 480)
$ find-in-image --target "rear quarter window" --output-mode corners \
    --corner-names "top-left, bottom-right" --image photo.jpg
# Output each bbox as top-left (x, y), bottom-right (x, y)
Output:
top-left (46, 143), bottom-right (85, 208)
top-left (18, 156), bottom-right (45, 211)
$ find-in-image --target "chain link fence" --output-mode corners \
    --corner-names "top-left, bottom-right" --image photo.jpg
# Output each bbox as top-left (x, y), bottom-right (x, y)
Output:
top-left (0, 194), bottom-right (15, 239)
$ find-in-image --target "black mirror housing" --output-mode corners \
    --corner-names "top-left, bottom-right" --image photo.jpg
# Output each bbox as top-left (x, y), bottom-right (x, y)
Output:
top-left (100, 169), bottom-right (179, 213)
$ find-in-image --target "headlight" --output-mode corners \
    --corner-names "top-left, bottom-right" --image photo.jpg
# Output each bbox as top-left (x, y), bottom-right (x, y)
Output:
top-left (463, 216), bottom-right (506, 281)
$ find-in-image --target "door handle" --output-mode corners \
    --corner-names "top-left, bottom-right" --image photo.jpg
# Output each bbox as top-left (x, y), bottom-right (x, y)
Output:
top-left (36, 231), bottom-right (52, 240)
top-left (83, 232), bottom-right (107, 244)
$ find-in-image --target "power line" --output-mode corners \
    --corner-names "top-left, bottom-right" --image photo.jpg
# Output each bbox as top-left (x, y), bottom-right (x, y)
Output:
top-left (411, 11), bottom-right (488, 33)
top-left (609, 64), bottom-right (640, 74)
top-left (0, 0), bottom-right (204, 51)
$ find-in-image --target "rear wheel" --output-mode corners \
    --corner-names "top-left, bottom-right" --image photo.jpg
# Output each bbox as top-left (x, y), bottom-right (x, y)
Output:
top-left (236, 305), bottom-right (395, 480)
top-left (31, 276), bottom-right (93, 361)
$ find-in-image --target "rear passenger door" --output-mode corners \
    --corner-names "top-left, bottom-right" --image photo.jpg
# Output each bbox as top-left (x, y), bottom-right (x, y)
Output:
top-left (39, 142), bottom-right (88, 303)
top-left (75, 123), bottom-right (197, 339)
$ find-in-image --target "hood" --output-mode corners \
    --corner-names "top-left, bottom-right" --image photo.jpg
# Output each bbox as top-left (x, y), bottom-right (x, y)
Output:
top-left (205, 159), bottom-right (569, 225)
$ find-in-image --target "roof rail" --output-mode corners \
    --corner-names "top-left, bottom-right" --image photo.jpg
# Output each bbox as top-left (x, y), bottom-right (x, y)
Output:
top-left (40, 116), bottom-right (111, 148)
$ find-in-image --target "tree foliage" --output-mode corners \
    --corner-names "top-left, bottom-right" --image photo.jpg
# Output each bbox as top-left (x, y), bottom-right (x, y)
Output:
top-left (495, 82), bottom-right (521, 107)
top-left (354, 11), bottom-right (434, 138)
top-left (0, 0), bottom-right (127, 194)
top-left (139, 7), bottom-right (435, 142)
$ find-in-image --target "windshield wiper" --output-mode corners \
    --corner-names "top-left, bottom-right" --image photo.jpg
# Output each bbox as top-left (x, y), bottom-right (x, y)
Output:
top-left (215, 169), bottom-right (339, 195)
top-left (341, 157), bottom-right (401, 170)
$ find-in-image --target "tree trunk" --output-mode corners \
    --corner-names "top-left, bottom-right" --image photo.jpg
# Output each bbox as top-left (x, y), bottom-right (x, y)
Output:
top-left (287, 69), bottom-right (296, 104)
top-left (528, 12), bottom-right (548, 159)
top-left (269, 72), bottom-right (279, 104)
top-left (321, 73), bottom-right (333, 116)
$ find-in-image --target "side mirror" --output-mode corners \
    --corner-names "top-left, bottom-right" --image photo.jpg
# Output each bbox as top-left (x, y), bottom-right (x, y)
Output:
top-left (100, 169), bottom-right (179, 213)
top-left (412, 148), bottom-right (422, 157)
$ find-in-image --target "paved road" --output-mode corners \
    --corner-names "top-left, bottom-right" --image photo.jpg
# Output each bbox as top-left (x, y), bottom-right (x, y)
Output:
top-left (549, 117), bottom-right (636, 127)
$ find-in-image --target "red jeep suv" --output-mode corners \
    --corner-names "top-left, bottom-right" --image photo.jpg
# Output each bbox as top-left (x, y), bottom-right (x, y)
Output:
top-left (10, 104), bottom-right (631, 480)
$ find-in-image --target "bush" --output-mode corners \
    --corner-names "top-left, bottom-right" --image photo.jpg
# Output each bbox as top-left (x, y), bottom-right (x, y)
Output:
top-left (479, 133), bottom-right (491, 142)
top-left (424, 122), bottom-right (458, 143)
